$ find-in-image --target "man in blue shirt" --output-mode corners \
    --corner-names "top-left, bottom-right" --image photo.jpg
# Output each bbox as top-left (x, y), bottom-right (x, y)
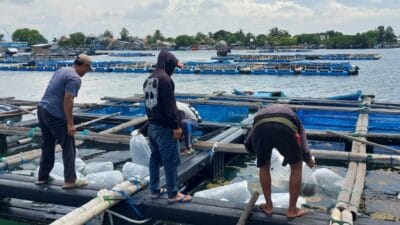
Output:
top-left (36, 54), bottom-right (92, 189)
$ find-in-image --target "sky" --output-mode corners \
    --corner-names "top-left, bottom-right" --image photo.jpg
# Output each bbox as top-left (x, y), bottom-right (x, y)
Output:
top-left (0, 0), bottom-right (399, 40)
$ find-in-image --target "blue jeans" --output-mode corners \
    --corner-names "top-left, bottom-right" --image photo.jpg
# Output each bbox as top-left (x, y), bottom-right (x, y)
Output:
top-left (148, 123), bottom-right (181, 198)
top-left (180, 119), bottom-right (200, 149)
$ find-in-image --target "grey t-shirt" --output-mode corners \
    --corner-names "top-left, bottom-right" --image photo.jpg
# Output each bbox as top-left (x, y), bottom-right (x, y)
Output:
top-left (38, 67), bottom-right (81, 119)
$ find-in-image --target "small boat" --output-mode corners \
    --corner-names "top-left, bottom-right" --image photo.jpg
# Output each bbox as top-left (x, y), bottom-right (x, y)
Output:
top-left (326, 90), bottom-right (362, 101)
top-left (233, 88), bottom-right (286, 98)
top-left (233, 88), bottom-right (362, 101)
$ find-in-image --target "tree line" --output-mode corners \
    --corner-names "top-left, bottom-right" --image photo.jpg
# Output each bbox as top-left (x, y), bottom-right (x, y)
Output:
top-left (1, 25), bottom-right (397, 49)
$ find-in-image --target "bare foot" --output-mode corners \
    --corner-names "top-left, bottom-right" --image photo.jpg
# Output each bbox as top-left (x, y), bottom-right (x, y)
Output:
top-left (260, 203), bottom-right (273, 214)
top-left (287, 208), bottom-right (306, 218)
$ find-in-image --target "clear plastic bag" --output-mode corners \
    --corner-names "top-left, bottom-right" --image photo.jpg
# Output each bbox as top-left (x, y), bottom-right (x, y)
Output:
top-left (122, 162), bottom-right (149, 179)
top-left (194, 180), bottom-right (251, 203)
top-left (313, 168), bottom-right (344, 198)
top-left (83, 161), bottom-right (113, 175)
top-left (129, 130), bottom-right (151, 166)
top-left (269, 149), bottom-right (318, 196)
top-left (85, 171), bottom-right (124, 189)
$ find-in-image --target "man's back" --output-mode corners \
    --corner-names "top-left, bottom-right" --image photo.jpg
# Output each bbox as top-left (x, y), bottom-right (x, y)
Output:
top-left (38, 67), bottom-right (81, 120)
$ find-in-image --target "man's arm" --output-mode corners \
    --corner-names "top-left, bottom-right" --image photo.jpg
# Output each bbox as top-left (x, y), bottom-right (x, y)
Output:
top-left (64, 93), bottom-right (75, 136)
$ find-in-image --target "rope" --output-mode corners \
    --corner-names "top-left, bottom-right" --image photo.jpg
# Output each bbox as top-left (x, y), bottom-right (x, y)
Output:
top-left (358, 106), bottom-right (369, 114)
top-left (80, 129), bottom-right (90, 136)
top-left (27, 127), bottom-right (39, 139)
top-left (113, 190), bottom-right (144, 219)
top-left (208, 142), bottom-right (218, 164)
top-left (106, 210), bottom-right (152, 224)
top-left (365, 154), bottom-right (372, 164)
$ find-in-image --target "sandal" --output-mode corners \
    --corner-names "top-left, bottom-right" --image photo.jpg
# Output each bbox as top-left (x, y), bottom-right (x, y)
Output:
top-left (181, 148), bottom-right (195, 156)
top-left (62, 179), bottom-right (88, 189)
top-left (168, 194), bottom-right (192, 204)
top-left (35, 176), bottom-right (54, 185)
top-left (151, 188), bottom-right (167, 199)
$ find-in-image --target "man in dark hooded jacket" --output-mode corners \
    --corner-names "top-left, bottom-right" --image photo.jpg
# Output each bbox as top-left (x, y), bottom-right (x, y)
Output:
top-left (143, 50), bottom-right (192, 203)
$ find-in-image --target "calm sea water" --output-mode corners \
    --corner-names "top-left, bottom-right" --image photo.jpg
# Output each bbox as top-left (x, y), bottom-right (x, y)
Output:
top-left (0, 48), bottom-right (399, 103)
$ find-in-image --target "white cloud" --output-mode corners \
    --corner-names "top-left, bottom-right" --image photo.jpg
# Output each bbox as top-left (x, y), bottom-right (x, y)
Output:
top-left (0, 0), bottom-right (398, 40)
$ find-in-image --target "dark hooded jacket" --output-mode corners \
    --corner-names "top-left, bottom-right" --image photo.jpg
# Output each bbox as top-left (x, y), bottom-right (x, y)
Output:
top-left (143, 50), bottom-right (180, 129)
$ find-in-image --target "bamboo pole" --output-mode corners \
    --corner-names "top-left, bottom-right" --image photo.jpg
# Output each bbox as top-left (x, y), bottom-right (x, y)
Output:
top-left (236, 191), bottom-right (259, 225)
top-left (335, 162), bottom-right (357, 210)
top-left (326, 130), bottom-right (400, 154)
top-left (192, 141), bottom-right (400, 165)
top-left (74, 112), bottom-right (122, 129)
top-left (100, 116), bottom-right (147, 134)
top-left (330, 96), bottom-right (372, 225)
top-left (50, 179), bottom-right (147, 225)
top-left (101, 95), bottom-right (400, 114)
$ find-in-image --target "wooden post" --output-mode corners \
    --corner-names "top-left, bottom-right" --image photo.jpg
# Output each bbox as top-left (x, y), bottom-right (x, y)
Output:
top-left (236, 191), bottom-right (259, 225)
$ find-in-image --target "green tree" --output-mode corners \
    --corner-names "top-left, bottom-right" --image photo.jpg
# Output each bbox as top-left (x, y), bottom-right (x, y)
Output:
top-left (255, 34), bottom-right (267, 46)
top-left (175, 35), bottom-right (195, 48)
top-left (101, 29), bottom-right (114, 39)
top-left (294, 33), bottom-right (321, 46)
top-left (234, 29), bottom-right (246, 43)
top-left (384, 26), bottom-right (396, 43)
top-left (376, 25), bottom-right (385, 43)
top-left (0, 34), bottom-right (4, 42)
top-left (120, 28), bottom-right (129, 42)
top-left (213, 30), bottom-right (231, 41)
top-left (244, 32), bottom-right (255, 46)
top-left (69, 32), bottom-right (85, 47)
top-left (153, 30), bottom-right (164, 41)
top-left (57, 35), bottom-right (72, 47)
top-left (12, 28), bottom-right (47, 45)
top-left (268, 27), bottom-right (290, 38)
top-left (195, 32), bottom-right (207, 44)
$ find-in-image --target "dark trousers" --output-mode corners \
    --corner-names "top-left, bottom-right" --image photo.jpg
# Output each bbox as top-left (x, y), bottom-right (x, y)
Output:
top-left (148, 123), bottom-right (180, 198)
top-left (180, 118), bottom-right (200, 149)
top-left (37, 106), bottom-right (76, 183)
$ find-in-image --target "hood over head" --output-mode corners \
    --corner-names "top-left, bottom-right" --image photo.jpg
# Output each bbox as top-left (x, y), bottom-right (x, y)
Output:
top-left (155, 50), bottom-right (182, 76)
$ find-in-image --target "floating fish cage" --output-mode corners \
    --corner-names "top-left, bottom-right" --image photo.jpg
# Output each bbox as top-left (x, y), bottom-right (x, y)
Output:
top-left (1, 93), bottom-right (400, 225)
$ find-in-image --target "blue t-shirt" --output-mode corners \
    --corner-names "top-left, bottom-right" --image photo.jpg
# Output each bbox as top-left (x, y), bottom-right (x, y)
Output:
top-left (38, 67), bottom-right (81, 119)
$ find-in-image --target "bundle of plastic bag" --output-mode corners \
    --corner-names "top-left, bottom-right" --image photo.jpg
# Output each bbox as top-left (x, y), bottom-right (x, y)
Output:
top-left (83, 161), bottom-right (113, 175)
top-left (269, 149), bottom-right (318, 196)
top-left (85, 170), bottom-right (124, 189)
top-left (194, 180), bottom-right (251, 203)
top-left (313, 168), bottom-right (344, 198)
top-left (122, 162), bottom-right (149, 179)
top-left (129, 130), bottom-right (151, 166)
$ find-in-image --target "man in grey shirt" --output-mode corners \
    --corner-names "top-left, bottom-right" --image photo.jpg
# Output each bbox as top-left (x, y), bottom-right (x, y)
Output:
top-left (36, 54), bottom-right (92, 189)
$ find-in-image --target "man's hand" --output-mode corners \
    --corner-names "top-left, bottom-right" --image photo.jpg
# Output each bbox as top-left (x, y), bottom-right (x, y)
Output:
top-left (173, 128), bottom-right (183, 139)
top-left (67, 122), bottom-right (76, 136)
top-left (305, 157), bottom-right (315, 168)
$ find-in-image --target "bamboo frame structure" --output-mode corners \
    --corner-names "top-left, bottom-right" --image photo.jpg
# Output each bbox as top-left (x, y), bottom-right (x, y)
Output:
top-left (50, 179), bottom-right (147, 225)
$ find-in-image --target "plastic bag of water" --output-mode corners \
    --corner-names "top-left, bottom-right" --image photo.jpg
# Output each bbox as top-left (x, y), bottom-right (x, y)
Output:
top-left (194, 180), bottom-right (251, 203)
top-left (83, 161), bottom-right (113, 175)
top-left (269, 149), bottom-right (318, 196)
top-left (129, 130), bottom-right (151, 166)
top-left (122, 162), bottom-right (149, 179)
top-left (313, 168), bottom-right (344, 198)
top-left (85, 171), bottom-right (124, 189)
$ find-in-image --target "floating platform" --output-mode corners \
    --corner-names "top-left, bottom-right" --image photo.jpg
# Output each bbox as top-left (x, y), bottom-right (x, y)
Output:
top-left (0, 95), bottom-right (399, 225)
